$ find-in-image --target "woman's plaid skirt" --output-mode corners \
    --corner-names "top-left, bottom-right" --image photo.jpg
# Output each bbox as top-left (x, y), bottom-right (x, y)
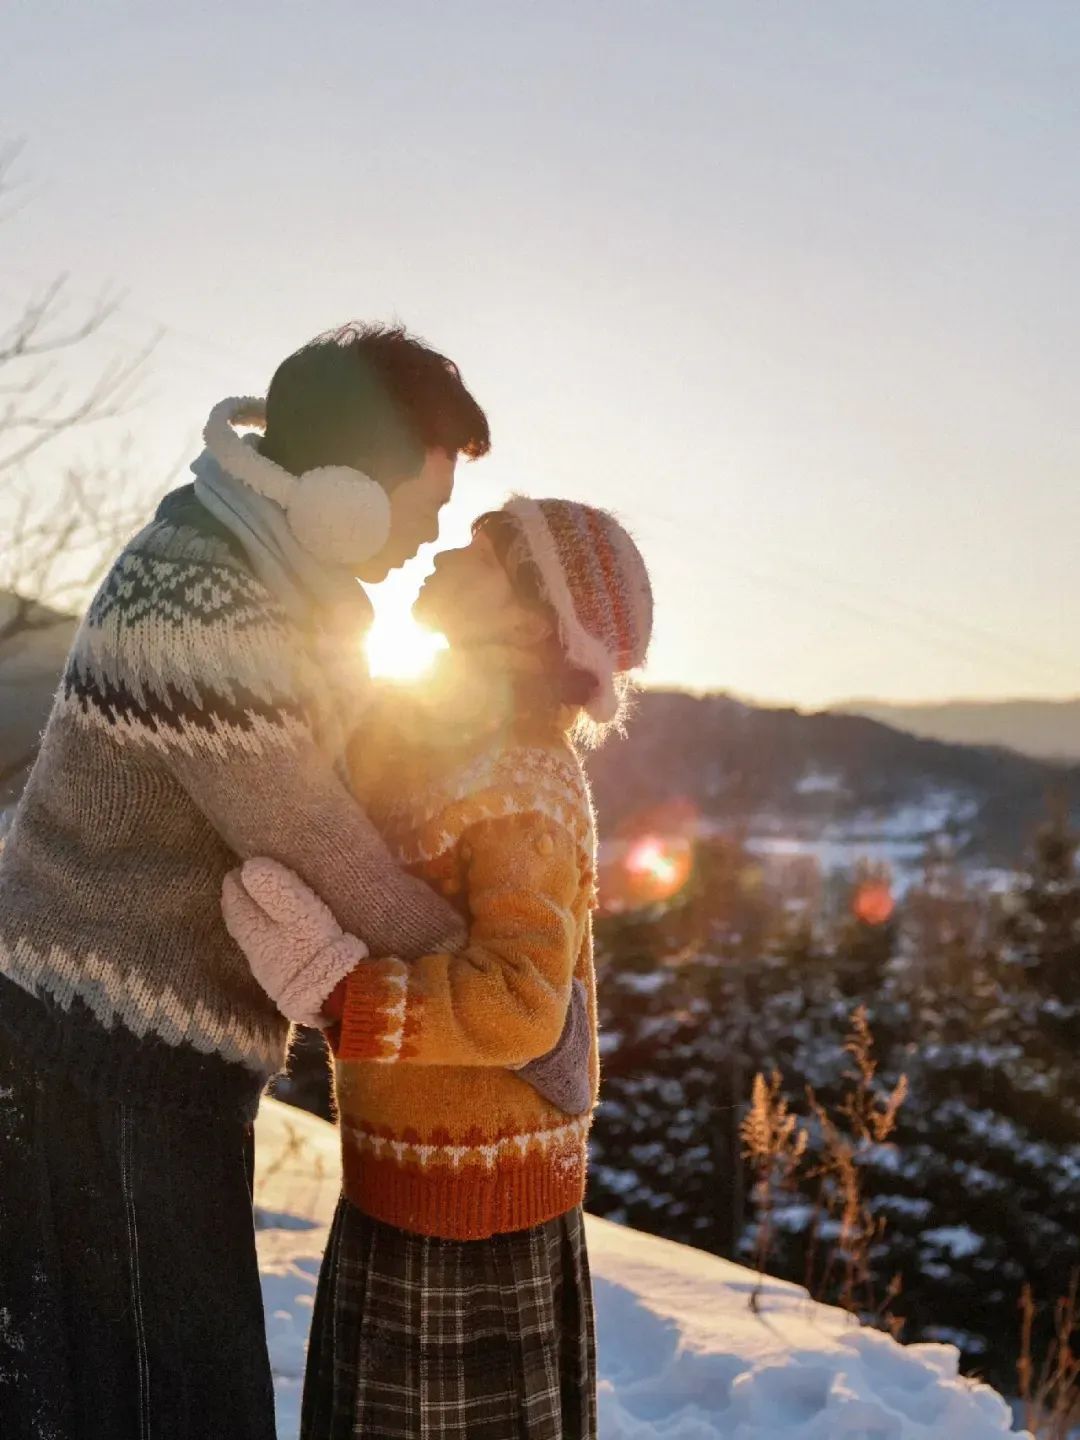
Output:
top-left (301, 1198), bottom-right (597, 1440)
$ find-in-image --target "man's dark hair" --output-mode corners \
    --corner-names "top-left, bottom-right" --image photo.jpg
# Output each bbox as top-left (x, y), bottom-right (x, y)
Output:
top-left (262, 322), bottom-right (490, 488)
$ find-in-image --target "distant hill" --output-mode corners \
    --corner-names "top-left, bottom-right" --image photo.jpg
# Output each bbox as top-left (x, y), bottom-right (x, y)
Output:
top-left (836, 698), bottom-right (1080, 762)
top-left (3, 613), bottom-right (1076, 872)
top-left (586, 690), bottom-right (1080, 868)
top-left (0, 593), bottom-right (78, 800)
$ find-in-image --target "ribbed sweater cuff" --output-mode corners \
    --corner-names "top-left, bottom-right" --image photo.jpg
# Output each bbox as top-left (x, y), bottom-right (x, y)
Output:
top-left (333, 958), bottom-right (412, 1062)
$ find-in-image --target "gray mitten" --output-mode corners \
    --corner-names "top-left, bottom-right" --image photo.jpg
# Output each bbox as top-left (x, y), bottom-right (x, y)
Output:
top-left (514, 977), bottom-right (593, 1116)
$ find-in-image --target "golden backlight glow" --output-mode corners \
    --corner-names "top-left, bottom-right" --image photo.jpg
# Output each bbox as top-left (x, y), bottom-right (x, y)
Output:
top-left (364, 613), bottom-right (448, 682)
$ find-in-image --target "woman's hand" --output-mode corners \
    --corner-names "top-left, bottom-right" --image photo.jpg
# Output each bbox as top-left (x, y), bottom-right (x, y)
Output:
top-left (222, 858), bottom-right (369, 1028)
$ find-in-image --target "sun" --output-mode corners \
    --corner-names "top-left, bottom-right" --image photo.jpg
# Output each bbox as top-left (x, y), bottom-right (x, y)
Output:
top-left (365, 611), bottom-right (448, 682)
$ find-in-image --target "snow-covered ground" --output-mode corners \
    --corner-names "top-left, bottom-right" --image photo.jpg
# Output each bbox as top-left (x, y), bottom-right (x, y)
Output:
top-left (254, 1098), bottom-right (1026, 1440)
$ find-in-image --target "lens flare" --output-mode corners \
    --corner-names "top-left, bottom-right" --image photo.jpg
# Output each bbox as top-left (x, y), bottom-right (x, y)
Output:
top-left (596, 832), bottom-right (694, 912)
top-left (626, 837), bottom-right (679, 885)
top-left (594, 801), bottom-right (699, 914)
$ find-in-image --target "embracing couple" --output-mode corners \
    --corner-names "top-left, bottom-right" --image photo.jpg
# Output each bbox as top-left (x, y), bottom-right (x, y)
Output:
top-left (0, 323), bottom-right (652, 1439)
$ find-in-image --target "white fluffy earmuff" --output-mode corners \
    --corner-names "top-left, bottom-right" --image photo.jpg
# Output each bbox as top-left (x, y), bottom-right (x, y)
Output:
top-left (203, 396), bottom-right (392, 568)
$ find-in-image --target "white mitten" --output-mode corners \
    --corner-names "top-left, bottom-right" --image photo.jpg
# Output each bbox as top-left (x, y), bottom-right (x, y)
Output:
top-left (221, 858), bottom-right (368, 1028)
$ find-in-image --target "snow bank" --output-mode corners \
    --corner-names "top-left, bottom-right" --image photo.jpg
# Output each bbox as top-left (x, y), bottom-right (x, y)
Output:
top-left (254, 1099), bottom-right (341, 1437)
top-left (254, 1098), bottom-right (1025, 1440)
top-left (588, 1220), bottom-right (1019, 1439)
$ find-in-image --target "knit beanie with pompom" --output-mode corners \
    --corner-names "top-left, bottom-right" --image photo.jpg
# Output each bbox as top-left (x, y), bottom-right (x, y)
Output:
top-left (499, 496), bottom-right (653, 725)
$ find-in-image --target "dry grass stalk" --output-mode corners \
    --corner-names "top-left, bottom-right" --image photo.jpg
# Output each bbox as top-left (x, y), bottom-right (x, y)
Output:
top-left (1018, 1273), bottom-right (1080, 1439)
top-left (741, 1070), bottom-right (808, 1311)
top-left (802, 1008), bottom-right (907, 1333)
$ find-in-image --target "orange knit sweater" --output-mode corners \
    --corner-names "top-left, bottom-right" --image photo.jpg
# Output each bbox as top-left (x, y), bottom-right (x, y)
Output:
top-left (331, 717), bottom-right (599, 1241)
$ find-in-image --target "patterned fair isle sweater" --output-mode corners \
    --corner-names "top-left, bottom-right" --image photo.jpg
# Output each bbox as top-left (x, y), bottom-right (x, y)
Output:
top-left (0, 487), bottom-right (461, 1116)
top-left (332, 709), bottom-right (599, 1241)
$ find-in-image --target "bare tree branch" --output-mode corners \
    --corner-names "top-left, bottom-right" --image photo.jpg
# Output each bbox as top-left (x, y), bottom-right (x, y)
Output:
top-left (1, 461), bottom-right (146, 625)
top-left (0, 458), bottom-right (154, 802)
top-left (0, 142), bottom-right (163, 797)
top-left (0, 148), bottom-right (156, 476)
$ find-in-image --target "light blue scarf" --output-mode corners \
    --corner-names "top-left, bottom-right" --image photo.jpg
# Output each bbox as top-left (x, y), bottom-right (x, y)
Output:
top-left (191, 449), bottom-right (373, 631)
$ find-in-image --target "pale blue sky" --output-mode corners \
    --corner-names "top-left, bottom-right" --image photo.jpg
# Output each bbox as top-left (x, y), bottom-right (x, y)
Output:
top-left (5, 0), bottom-right (1079, 705)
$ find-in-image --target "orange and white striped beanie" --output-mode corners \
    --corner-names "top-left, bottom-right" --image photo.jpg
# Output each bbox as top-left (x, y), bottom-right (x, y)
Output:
top-left (501, 496), bottom-right (653, 723)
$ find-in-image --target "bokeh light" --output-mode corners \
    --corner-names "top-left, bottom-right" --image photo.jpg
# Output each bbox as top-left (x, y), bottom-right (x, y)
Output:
top-left (853, 878), bottom-right (895, 927)
top-left (625, 836), bottom-right (679, 885)
top-left (599, 830), bottom-right (695, 913)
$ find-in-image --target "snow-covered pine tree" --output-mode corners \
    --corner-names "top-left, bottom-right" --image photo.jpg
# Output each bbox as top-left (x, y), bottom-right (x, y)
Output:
top-left (861, 818), bottom-right (1080, 1390)
top-left (588, 835), bottom-right (842, 1257)
top-left (586, 901), bottom-right (723, 1248)
top-left (592, 815), bottom-right (1080, 1392)
top-left (859, 846), bottom-right (1014, 1375)
top-left (1003, 798), bottom-right (1080, 1049)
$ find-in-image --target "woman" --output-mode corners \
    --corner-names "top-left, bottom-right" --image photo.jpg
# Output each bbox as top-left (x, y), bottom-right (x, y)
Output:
top-left (223, 495), bottom-right (653, 1439)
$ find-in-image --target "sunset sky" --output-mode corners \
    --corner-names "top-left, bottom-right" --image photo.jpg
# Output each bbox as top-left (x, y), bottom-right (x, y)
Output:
top-left (5, 1), bottom-right (1079, 707)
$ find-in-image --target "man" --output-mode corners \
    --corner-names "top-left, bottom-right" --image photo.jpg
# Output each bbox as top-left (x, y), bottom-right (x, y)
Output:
top-left (0, 323), bottom-right (489, 1438)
